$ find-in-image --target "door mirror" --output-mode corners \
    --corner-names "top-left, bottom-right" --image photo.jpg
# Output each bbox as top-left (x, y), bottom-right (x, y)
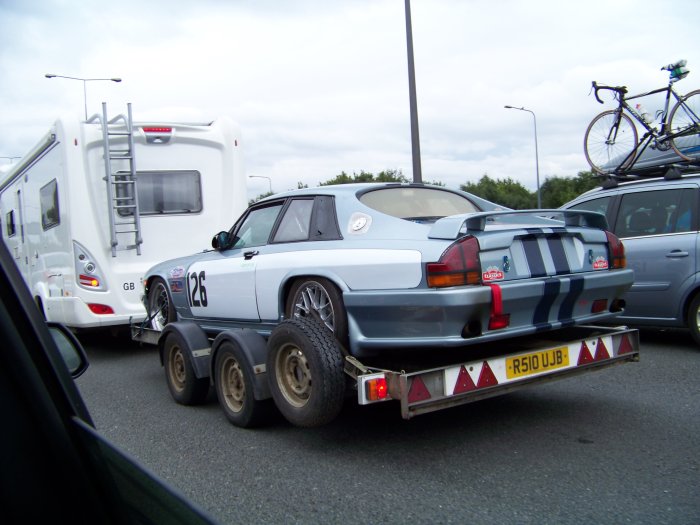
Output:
top-left (48, 323), bottom-right (89, 378)
top-left (212, 231), bottom-right (229, 250)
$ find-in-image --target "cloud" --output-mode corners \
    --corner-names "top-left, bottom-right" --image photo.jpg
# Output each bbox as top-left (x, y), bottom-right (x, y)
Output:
top-left (2, 0), bottom-right (699, 199)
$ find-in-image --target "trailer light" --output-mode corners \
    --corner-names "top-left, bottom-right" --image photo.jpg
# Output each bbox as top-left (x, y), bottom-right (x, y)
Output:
top-left (88, 303), bottom-right (114, 315)
top-left (79, 274), bottom-right (100, 287)
top-left (142, 127), bottom-right (172, 133)
top-left (591, 299), bottom-right (608, 313)
top-left (365, 377), bottom-right (388, 401)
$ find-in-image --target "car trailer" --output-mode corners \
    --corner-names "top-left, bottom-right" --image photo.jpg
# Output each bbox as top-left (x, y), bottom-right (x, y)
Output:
top-left (132, 318), bottom-right (639, 428)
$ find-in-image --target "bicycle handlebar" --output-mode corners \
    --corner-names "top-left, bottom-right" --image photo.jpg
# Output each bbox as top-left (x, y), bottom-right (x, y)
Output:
top-left (661, 59), bottom-right (687, 71)
top-left (591, 80), bottom-right (627, 104)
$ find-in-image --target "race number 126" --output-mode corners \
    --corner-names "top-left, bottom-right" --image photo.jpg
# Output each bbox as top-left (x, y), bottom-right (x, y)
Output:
top-left (187, 271), bottom-right (208, 307)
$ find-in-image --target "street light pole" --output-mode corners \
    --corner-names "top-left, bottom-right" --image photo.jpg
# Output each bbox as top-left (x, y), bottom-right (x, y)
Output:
top-left (45, 74), bottom-right (122, 120)
top-left (405, 0), bottom-right (422, 183)
top-left (504, 105), bottom-right (541, 208)
top-left (249, 175), bottom-right (272, 194)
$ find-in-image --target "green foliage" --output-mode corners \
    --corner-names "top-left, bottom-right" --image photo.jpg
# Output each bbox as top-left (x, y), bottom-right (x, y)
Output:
top-left (539, 171), bottom-right (599, 208)
top-left (461, 175), bottom-right (536, 209)
top-left (319, 169), bottom-right (408, 186)
top-left (460, 171), bottom-right (601, 209)
top-left (248, 190), bottom-right (274, 206)
top-left (247, 170), bottom-right (601, 208)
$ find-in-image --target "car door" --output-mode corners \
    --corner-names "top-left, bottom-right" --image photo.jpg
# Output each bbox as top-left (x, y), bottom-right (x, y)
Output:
top-left (611, 186), bottom-right (697, 322)
top-left (186, 201), bottom-right (285, 321)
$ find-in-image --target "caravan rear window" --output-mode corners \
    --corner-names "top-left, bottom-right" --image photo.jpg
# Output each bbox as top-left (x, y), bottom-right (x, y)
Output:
top-left (118, 170), bottom-right (203, 216)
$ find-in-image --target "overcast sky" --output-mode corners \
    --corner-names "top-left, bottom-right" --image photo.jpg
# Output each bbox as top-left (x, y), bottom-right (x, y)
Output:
top-left (1, 0), bottom-right (699, 198)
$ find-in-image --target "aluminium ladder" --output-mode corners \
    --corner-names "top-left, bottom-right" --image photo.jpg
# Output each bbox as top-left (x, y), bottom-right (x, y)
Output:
top-left (93, 103), bottom-right (143, 257)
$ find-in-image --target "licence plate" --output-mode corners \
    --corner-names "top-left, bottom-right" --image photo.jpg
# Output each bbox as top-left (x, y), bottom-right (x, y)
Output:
top-left (506, 346), bottom-right (570, 379)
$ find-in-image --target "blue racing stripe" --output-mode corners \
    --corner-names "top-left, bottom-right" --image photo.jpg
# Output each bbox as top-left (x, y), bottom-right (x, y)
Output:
top-left (547, 234), bottom-right (570, 275)
top-left (533, 278), bottom-right (560, 325)
top-left (522, 236), bottom-right (547, 277)
top-left (559, 276), bottom-right (585, 320)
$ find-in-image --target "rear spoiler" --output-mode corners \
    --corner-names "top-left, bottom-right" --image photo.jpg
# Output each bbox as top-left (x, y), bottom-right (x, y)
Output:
top-left (428, 209), bottom-right (609, 240)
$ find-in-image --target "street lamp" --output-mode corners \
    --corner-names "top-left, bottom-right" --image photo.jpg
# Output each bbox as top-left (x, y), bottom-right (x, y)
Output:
top-left (249, 175), bottom-right (272, 194)
top-left (45, 74), bottom-right (122, 120)
top-left (504, 105), bottom-right (541, 208)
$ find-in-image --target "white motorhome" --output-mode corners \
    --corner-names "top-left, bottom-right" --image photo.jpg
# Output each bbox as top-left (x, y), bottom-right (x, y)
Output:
top-left (0, 103), bottom-right (247, 329)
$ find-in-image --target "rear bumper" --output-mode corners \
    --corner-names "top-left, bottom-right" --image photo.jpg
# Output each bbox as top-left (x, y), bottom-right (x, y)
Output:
top-left (343, 269), bottom-right (634, 356)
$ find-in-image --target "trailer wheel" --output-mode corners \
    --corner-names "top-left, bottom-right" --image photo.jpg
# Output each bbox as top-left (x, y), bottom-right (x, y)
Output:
top-left (147, 278), bottom-right (176, 330)
top-left (267, 318), bottom-right (345, 427)
top-left (163, 330), bottom-right (209, 405)
top-left (214, 341), bottom-right (272, 428)
top-left (286, 277), bottom-right (348, 346)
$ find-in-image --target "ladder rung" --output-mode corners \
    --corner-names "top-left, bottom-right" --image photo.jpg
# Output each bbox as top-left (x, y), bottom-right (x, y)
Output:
top-left (111, 180), bottom-right (135, 184)
top-left (108, 131), bottom-right (131, 136)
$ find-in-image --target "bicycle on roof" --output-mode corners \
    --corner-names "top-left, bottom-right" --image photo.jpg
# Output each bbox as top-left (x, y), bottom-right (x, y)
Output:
top-left (583, 59), bottom-right (700, 175)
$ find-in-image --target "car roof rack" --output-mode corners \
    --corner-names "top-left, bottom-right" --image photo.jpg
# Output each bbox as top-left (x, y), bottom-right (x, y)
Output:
top-left (596, 161), bottom-right (700, 189)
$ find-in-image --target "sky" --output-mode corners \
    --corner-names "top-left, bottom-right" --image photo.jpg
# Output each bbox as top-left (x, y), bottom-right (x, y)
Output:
top-left (1, 0), bottom-right (699, 199)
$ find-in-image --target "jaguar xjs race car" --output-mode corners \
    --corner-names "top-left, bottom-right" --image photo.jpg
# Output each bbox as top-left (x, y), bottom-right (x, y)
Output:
top-left (142, 183), bottom-right (633, 358)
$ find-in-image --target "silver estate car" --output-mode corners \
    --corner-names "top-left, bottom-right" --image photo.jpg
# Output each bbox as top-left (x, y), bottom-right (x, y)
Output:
top-left (562, 172), bottom-right (700, 345)
top-left (143, 183), bottom-right (633, 356)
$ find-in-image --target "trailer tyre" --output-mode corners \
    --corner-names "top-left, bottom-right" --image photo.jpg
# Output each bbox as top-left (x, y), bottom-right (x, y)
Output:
top-left (214, 342), bottom-right (272, 428)
top-left (147, 278), bottom-right (177, 330)
top-left (267, 318), bottom-right (345, 427)
top-left (163, 330), bottom-right (209, 405)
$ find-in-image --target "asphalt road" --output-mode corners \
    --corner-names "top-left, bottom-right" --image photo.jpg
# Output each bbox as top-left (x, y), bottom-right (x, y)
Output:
top-left (75, 327), bottom-right (700, 525)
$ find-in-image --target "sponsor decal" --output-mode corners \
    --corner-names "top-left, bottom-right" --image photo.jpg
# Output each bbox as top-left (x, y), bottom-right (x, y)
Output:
top-left (482, 266), bottom-right (504, 282)
top-left (592, 256), bottom-right (609, 270)
top-left (348, 212), bottom-right (372, 234)
top-left (170, 279), bottom-right (184, 293)
top-left (169, 266), bottom-right (186, 279)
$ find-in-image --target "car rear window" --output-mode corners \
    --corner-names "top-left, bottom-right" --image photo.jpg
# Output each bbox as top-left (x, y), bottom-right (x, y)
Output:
top-left (359, 187), bottom-right (479, 219)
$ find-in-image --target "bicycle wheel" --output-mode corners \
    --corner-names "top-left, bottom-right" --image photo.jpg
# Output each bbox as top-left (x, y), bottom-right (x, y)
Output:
top-left (669, 89), bottom-right (700, 161)
top-left (584, 110), bottom-right (638, 174)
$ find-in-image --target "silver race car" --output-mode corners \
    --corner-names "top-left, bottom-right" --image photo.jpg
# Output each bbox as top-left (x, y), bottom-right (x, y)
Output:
top-left (143, 183), bottom-right (633, 357)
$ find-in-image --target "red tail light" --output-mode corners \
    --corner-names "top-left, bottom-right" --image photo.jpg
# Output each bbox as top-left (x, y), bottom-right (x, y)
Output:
top-left (365, 377), bottom-right (388, 401)
top-left (427, 236), bottom-right (482, 288)
top-left (605, 231), bottom-right (626, 268)
top-left (88, 304), bottom-right (114, 315)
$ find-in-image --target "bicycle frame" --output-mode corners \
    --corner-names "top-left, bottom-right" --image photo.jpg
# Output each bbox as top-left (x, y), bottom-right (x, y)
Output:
top-left (592, 80), bottom-right (698, 173)
top-left (622, 82), bottom-right (680, 137)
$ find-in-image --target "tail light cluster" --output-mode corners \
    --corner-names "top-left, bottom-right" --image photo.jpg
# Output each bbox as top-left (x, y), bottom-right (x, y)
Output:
top-left (427, 236), bottom-right (482, 288)
top-left (605, 231), bottom-right (627, 269)
top-left (73, 241), bottom-right (106, 291)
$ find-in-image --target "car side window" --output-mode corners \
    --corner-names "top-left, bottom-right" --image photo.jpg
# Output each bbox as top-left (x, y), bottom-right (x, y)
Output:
top-left (231, 203), bottom-right (284, 249)
top-left (567, 196), bottom-right (612, 218)
top-left (272, 199), bottom-right (314, 243)
top-left (615, 189), bottom-right (691, 238)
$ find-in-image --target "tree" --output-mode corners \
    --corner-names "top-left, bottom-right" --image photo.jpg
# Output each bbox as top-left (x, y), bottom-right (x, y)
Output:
top-left (539, 171), bottom-right (600, 208)
top-left (461, 174), bottom-right (536, 209)
top-left (319, 169), bottom-right (407, 186)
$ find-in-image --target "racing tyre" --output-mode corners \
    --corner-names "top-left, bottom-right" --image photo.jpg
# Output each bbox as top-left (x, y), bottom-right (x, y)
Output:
top-left (687, 294), bottom-right (700, 346)
top-left (163, 330), bottom-right (209, 405)
top-left (584, 110), bottom-right (638, 174)
top-left (267, 318), bottom-right (345, 427)
top-left (147, 277), bottom-right (177, 330)
top-left (286, 277), bottom-right (348, 347)
top-left (669, 89), bottom-right (700, 161)
top-left (214, 341), bottom-right (273, 428)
